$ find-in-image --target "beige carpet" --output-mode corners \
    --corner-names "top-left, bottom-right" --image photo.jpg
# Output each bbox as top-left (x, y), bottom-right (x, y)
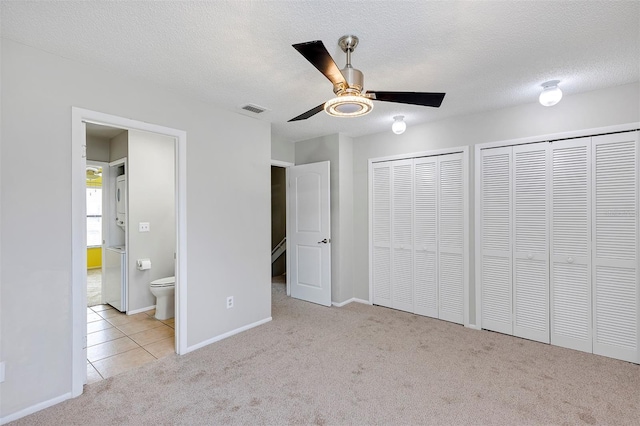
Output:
top-left (87, 269), bottom-right (102, 307)
top-left (13, 279), bottom-right (640, 425)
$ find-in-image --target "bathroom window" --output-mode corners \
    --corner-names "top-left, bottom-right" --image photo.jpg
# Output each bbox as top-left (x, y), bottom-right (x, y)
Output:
top-left (87, 188), bottom-right (102, 246)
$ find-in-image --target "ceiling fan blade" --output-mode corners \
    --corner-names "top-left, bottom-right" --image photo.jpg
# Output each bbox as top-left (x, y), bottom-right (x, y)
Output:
top-left (366, 91), bottom-right (446, 108)
top-left (288, 103), bottom-right (326, 122)
top-left (293, 41), bottom-right (347, 88)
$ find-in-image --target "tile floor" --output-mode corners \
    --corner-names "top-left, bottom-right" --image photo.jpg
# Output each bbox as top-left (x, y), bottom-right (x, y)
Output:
top-left (86, 304), bottom-right (175, 384)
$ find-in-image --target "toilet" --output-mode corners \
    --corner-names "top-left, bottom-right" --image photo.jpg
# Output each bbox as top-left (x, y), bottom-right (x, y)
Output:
top-left (149, 276), bottom-right (175, 320)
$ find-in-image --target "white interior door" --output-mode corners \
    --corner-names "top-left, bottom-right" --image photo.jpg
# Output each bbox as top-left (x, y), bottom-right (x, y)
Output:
top-left (287, 161), bottom-right (331, 307)
top-left (512, 142), bottom-right (550, 343)
top-left (372, 163), bottom-right (392, 308)
top-left (550, 137), bottom-right (592, 353)
top-left (592, 131), bottom-right (639, 363)
top-left (480, 146), bottom-right (513, 334)
top-left (391, 159), bottom-right (415, 312)
top-left (438, 153), bottom-right (465, 324)
top-left (413, 157), bottom-right (438, 318)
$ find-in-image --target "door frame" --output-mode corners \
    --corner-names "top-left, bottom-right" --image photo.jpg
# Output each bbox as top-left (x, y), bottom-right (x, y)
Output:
top-left (71, 107), bottom-right (188, 397)
top-left (271, 160), bottom-right (294, 296)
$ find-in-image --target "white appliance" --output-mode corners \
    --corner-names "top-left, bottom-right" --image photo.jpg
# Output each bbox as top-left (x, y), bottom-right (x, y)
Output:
top-left (116, 174), bottom-right (126, 229)
top-left (104, 246), bottom-right (127, 311)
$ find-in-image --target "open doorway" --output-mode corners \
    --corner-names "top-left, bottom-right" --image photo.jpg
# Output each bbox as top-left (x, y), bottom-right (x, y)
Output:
top-left (85, 161), bottom-right (107, 307)
top-left (271, 161), bottom-right (292, 294)
top-left (71, 108), bottom-right (187, 397)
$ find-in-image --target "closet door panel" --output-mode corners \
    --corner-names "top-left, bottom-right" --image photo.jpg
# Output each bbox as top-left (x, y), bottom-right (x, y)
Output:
top-left (372, 164), bottom-right (392, 308)
top-left (550, 137), bottom-right (592, 353)
top-left (480, 147), bottom-right (513, 334)
top-left (513, 143), bottom-right (550, 343)
top-left (439, 153), bottom-right (464, 324)
top-left (592, 132), bottom-right (639, 363)
top-left (414, 158), bottom-right (438, 318)
top-left (391, 160), bottom-right (414, 312)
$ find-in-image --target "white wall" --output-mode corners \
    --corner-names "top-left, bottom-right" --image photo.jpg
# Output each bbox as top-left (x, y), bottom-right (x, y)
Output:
top-left (109, 130), bottom-right (128, 162)
top-left (127, 129), bottom-right (176, 312)
top-left (271, 136), bottom-right (294, 163)
top-left (352, 82), bottom-right (640, 324)
top-left (294, 134), bottom-right (354, 304)
top-left (0, 39), bottom-right (271, 419)
top-left (86, 134), bottom-right (110, 162)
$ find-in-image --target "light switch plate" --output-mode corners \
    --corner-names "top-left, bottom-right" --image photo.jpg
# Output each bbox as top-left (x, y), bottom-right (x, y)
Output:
top-left (139, 222), bottom-right (150, 232)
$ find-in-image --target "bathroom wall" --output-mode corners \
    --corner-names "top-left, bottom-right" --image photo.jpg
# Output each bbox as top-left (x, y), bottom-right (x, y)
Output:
top-left (127, 129), bottom-right (176, 311)
top-left (109, 131), bottom-right (128, 162)
top-left (86, 134), bottom-right (110, 162)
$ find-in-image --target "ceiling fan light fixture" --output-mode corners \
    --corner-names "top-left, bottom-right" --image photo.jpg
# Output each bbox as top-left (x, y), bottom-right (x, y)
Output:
top-left (539, 80), bottom-right (563, 106)
top-left (391, 115), bottom-right (406, 134)
top-left (324, 95), bottom-right (373, 118)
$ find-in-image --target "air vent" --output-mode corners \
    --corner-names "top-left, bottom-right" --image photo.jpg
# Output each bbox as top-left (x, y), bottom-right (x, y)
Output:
top-left (240, 104), bottom-right (268, 114)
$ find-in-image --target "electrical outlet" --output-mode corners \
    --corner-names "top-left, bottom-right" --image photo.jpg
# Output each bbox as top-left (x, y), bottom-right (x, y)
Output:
top-left (0, 361), bottom-right (5, 383)
top-left (139, 222), bottom-right (150, 232)
top-left (226, 296), bottom-right (234, 309)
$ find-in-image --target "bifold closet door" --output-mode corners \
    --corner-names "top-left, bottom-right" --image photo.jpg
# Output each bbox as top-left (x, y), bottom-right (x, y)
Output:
top-left (371, 159), bottom-right (415, 311)
top-left (414, 157), bottom-right (438, 318)
top-left (592, 131), bottom-right (639, 363)
top-left (438, 154), bottom-right (465, 324)
top-left (391, 160), bottom-right (415, 312)
top-left (550, 137), bottom-right (592, 353)
top-left (512, 143), bottom-right (549, 343)
top-left (480, 147), bottom-right (513, 334)
top-left (372, 163), bottom-right (392, 308)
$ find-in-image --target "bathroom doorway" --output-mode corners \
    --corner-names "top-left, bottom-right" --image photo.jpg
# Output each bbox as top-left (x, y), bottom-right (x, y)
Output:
top-left (71, 108), bottom-right (187, 397)
top-left (86, 161), bottom-right (108, 307)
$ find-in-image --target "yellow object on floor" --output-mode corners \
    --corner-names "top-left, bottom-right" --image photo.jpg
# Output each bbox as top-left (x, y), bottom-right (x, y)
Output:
top-left (87, 247), bottom-right (102, 269)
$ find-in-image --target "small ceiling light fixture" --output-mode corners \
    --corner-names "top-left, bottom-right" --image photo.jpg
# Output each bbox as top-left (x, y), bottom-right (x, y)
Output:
top-left (392, 115), bottom-right (406, 134)
top-left (539, 80), bottom-right (563, 107)
top-left (324, 95), bottom-right (374, 117)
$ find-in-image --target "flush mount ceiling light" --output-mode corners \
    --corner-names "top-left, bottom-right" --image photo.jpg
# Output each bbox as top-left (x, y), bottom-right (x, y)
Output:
top-left (392, 115), bottom-right (406, 134)
top-left (324, 94), bottom-right (374, 117)
top-left (539, 80), bottom-right (563, 107)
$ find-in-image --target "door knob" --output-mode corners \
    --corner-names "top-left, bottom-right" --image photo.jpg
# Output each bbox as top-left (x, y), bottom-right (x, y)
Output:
top-left (567, 256), bottom-right (574, 264)
top-left (318, 238), bottom-right (330, 244)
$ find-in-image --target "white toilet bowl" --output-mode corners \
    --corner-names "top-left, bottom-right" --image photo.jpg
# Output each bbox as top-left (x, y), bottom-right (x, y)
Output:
top-left (149, 276), bottom-right (175, 320)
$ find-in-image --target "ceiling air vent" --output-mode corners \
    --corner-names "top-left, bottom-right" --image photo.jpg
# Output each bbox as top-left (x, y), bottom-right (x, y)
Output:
top-left (240, 104), bottom-right (268, 114)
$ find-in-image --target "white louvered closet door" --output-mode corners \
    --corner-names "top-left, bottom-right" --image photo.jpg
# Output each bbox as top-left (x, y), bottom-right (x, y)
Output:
top-left (414, 157), bottom-right (438, 318)
top-left (550, 137), bottom-right (592, 353)
top-left (438, 154), bottom-right (465, 324)
top-left (592, 131), bottom-right (639, 363)
top-left (512, 143), bottom-right (550, 343)
top-left (481, 147), bottom-right (513, 334)
top-left (391, 160), bottom-right (415, 312)
top-left (372, 163), bottom-right (392, 308)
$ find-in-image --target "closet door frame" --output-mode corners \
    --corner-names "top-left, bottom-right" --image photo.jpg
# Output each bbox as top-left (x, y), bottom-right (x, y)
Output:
top-left (368, 146), bottom-right (470, 326)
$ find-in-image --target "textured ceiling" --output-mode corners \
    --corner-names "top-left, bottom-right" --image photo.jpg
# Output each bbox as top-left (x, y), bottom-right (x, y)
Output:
top-left (2, 1), bottom-right (638, 143)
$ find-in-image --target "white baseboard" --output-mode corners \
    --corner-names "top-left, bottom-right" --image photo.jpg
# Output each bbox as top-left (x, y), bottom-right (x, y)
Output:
top-left (0, 392), bottom-right (72, 425)
top-left (332, 298), bottom-right (372, 307)
top-left (185, 317), bottom-right (272, 354)
top-left (127, 305), bottom-right (156, 315)
top-left (465, 324), bottom-right (482, 331)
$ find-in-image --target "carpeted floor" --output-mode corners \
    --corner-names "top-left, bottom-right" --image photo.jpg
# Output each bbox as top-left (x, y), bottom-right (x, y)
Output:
top-left (87, 268), bottom-right (102, 307)
top-left (13, 279), bottom-right (640, 425)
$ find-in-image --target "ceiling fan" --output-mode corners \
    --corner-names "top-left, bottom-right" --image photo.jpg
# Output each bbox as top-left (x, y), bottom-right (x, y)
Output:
top-left (289, 35), bottom-right (445, 122)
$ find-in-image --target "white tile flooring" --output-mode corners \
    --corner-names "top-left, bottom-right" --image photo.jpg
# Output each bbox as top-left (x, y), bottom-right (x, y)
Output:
top-left (86, 304), bottom-right (175, 384)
